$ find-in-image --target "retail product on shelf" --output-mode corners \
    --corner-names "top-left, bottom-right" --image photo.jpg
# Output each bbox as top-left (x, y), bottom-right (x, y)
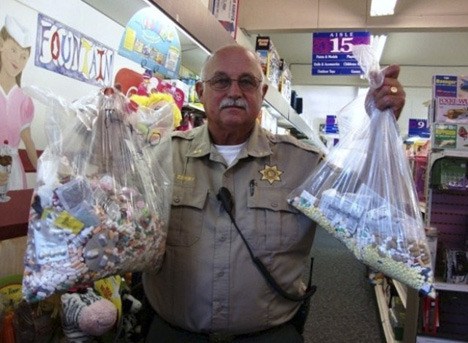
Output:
top-left (255, 36), bottom-right (282, 89)
top-left (434, 97), bottom-right (468, 124)
top-left (432, 75), bottom-right (468, 99)
top-left (22, 87), bottom-right (172, 302)
top-left (289, 45), bottom-right (435, 297)
top-left (444, 248), bottom-right (468, 284)
top-left (430, 157), bottom-right (468, 190)
top-left (433, 123), bottom-right (458, 149)
top-left (278, 60), bottom-right (292, 103)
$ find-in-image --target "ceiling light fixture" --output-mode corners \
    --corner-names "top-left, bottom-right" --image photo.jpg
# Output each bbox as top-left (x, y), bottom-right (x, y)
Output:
top-left (370, 0), bottom-right (398, 16)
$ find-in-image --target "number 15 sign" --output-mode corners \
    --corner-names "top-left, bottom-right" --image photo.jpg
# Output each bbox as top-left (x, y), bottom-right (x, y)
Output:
top-left (312, 31), bottom-right (371, 75)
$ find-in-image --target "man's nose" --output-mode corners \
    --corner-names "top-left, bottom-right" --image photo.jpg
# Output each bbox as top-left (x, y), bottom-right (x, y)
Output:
top-left (227, 80), bottom-right (243, 96)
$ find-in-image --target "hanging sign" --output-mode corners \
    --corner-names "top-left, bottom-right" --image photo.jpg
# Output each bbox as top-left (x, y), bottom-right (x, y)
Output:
top-left (408, 119), bottom-right (430, 138)
top-left (324, 115), bottom-right (339, 134)
top-left (35, 13), bottom-right (114, 87)
top-left (312, 31), bottom-right (370, 75)
top-left (209, 0), bottom-right (239, 39)
top-left (118, 7), bottom-right (181, 78)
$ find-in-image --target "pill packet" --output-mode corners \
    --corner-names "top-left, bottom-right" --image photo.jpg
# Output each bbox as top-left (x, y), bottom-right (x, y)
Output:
top-left (288, 45), bottom-right (435, 297)
top-left (22, 86), bottom-right (172, 302)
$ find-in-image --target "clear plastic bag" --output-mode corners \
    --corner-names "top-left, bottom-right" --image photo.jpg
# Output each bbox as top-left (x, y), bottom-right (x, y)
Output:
top-left (288, 45), bottom-right (435, 297)
top-left (22, 87), bottom-right (172, 302)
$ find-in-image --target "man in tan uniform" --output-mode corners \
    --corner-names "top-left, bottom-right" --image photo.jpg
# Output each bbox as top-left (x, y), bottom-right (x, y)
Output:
top-left (144, 44), bottom-right (405, 342)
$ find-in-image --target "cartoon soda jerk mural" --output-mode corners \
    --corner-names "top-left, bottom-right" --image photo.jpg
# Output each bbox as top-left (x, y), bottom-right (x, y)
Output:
top-left (0, 15), bottom-right (38, 191)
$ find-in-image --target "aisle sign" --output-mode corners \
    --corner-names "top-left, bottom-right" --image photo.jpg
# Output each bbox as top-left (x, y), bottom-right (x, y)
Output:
top-left (312, 31), bottom-right (370, 75)
top-left (324, 115), bottom-right (339, 134)
top-left (408, 119), bottom-right (430, 138)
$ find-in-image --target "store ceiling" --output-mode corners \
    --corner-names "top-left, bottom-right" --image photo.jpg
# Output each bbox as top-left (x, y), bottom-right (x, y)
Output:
top-left (82, 0), bottom-right (468, 87)
top-left (238, 0), bottom-right (468, 86)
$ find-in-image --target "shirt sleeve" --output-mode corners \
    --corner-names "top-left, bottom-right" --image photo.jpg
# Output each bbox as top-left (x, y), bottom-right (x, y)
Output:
top-left (20, 94), bottom-right (35, 130)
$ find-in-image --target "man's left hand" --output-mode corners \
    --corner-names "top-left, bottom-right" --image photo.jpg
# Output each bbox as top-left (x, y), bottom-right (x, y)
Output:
top-left (368, 64), bottom-right (406, 120)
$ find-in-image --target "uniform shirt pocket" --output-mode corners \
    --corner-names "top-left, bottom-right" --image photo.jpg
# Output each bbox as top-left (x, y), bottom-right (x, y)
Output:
top-left (247, 187), bottom-right (307, 251)
top-left (168, 185), bottom-right (208, 246)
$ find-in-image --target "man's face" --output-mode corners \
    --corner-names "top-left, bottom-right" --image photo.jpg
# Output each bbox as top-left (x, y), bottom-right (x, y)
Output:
top-left (196, 47), bottom-right (268, 136)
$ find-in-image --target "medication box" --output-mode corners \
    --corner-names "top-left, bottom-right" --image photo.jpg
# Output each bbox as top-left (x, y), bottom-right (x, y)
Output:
top-left (432, 75), bottom-right (468, 99)
top-left (434, 97), bottom-right (468, 124)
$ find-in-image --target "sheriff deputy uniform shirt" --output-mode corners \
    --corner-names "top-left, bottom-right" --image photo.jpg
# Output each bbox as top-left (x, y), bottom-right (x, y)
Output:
top-left (143, 123), bottom-right (322, 335)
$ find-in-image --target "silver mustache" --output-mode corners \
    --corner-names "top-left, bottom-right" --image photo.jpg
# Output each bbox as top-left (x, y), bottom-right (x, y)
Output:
top-left (219, 98), bottom-right (248, 110)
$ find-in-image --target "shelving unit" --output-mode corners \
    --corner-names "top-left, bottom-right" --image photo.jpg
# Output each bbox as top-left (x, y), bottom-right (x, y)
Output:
top-left (374, 276), bottom-right (422, 343)
top-left (402, 148), bottom-right (468, 343)
top-left (150, 0), bottom-right (317, 142)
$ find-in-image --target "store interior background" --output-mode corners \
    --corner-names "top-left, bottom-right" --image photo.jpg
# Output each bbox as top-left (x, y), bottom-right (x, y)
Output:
top-left (4, 0), bottom-right (468, 184)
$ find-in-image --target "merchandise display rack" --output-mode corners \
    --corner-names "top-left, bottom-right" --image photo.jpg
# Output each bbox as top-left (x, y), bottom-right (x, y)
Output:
top-left (150, 0), bottom-right (316, 143)
top-left (374, 130), bottom-right (468, 342)
top-left (405, 138), bottom-right (468, 341)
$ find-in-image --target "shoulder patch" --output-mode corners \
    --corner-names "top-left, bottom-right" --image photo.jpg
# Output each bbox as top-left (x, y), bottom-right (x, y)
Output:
top-left (268, 133), bottom-right (322, 154)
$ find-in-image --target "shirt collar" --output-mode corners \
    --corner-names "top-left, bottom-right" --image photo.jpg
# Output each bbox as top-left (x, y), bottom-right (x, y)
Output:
top-left (185, 123), bottom-right (272, 159)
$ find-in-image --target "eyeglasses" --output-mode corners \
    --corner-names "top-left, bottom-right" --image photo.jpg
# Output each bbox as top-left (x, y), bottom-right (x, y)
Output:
top-left (203, 75), bottom-right (262, 92)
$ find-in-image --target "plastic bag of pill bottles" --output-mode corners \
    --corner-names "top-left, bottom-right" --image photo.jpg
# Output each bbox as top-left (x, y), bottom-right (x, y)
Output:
top-left (21, 86), bottom-right (172, 302)
top-left (288, 45), bottom-right (435, 298)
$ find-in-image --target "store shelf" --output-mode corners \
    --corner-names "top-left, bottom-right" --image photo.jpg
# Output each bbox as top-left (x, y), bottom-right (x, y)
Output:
top-left (151, 0), bottom-right (316, 142)
top-left (434, 280), bottom-right (468, 293)
top-left (375, 284), bottom-right (402, 343)
top-left (430, 149), bottom-right (468, 161)
top-left (409, 143), bottom-right (468, 343)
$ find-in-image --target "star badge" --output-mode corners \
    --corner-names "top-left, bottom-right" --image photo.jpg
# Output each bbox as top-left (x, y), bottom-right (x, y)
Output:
top-left (259, 165), bottom-right (283, 185)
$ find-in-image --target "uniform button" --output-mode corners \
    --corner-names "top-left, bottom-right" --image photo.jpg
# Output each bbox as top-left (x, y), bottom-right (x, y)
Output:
top-left (217, 271), bottom-right (224, 278)
top-left (271, 202), bottom-right (278, 208)
top-left (174, 197), bottom-right (180, 203)
top-left (219, 235), bottom-right (226, 242)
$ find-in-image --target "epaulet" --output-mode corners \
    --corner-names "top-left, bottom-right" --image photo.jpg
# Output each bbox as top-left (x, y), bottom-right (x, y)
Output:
top-left (171, 129), bottom-right (195, 140)
top-left (267, 132), bottom-right (322, 154)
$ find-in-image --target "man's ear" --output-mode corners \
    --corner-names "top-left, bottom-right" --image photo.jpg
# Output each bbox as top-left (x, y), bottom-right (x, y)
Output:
top-left (261, 83), bottom-right (269, 99)
top-left (195, 81), bottom-right (204, 100)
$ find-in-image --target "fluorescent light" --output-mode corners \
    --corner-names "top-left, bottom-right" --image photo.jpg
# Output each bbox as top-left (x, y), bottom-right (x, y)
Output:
top-left (370, 0), bottom-right (397, 16)
top-left (371, 34), bottom-right (387, 62)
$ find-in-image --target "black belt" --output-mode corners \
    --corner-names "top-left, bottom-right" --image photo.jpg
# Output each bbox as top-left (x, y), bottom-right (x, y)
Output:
top-left (203, 326), bottom-right (288, 343)
top-left (206, 332), bottom-right (244, 343)
top-left (153, 312), bottom-right (298, 343)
